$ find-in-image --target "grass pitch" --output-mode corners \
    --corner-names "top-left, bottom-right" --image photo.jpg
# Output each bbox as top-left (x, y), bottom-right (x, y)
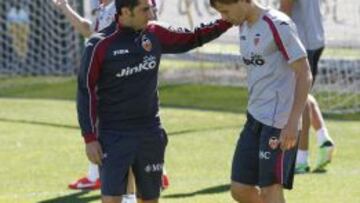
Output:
top-left (0, 77), bottom-right (359, 203)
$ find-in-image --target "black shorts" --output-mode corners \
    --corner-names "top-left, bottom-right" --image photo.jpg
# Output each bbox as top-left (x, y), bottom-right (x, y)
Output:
top-left (307, 47), bottom-right (324, 85)
top-left (98, 126), bottom-right (167, 200)
top-left (231, 113), bottom-right (298, 189)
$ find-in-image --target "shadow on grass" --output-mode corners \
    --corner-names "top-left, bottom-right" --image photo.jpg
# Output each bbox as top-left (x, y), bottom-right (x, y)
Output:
top-left (1, 82), bottom-right (359, 120)
top-left (168, 125), bottom-right (240, 136)
top-left (38, 191), bottom-right (100, 203)
top-left (162, 184), bottom-right (229, 199)
top-left (161, 104), bottom-right (246, 115)
top-left (38, 184), bottom-right (229, 202)
top-left (0, 117), bottom-right (239, 135)
top-left (323, 113), bottom-right (360, 121)
top-left (161, 105), bottom-right (360, 121)
top-left (0, 118), bottom-right (78, 129)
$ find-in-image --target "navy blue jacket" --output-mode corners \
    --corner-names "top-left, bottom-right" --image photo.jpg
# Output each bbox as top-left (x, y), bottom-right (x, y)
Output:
top-left (77, 20), bottom-right (232, 143)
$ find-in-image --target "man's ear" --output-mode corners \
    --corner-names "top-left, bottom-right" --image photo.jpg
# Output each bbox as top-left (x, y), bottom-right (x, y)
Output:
top-left (120, 7), bottom-right (131, 17)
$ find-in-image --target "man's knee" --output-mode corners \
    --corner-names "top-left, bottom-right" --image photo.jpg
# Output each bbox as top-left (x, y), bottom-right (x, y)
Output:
top-left (230, 182), bottom-right (258, 202)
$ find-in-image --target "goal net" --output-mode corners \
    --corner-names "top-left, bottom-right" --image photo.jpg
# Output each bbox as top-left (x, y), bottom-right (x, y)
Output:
top-left (155, 0), bottom-right (360, 113)
top-left (0, 0), bottom-right (82, 76)
top-left (0, 0), bottom-right (359, 114)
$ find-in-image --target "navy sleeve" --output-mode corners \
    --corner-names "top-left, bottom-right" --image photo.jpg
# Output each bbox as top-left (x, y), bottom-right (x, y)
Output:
top-left (147, 19), bottom-right (232, 53)
top-left (76, 36), bottom-right (103, 143)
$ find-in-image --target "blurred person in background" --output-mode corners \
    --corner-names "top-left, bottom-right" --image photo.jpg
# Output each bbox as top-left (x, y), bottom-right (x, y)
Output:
top-left (280, 0), bottom-right (335, 174)
top-left (6, 0), bottom-right (30, 61)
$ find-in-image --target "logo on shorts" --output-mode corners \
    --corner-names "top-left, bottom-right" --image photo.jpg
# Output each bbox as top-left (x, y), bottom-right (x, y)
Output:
top-left (259, 150), bottom-right (271, 160)
top-left (145, 163), bottom-right (163, 173)
top-left (269, 137), bottom-right (280, 150)
top-left (142, 35), bottom-right (152, 52)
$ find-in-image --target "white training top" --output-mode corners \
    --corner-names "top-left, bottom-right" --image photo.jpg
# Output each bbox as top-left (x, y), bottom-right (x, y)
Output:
top-left (291, 0), bottom-right (325, 50)
top-left (92, 1), bottom-right (116, 32)
top-left (90, 0), bottom-right (100, 12)
top-left (239, 9), bottom-right (306, 128)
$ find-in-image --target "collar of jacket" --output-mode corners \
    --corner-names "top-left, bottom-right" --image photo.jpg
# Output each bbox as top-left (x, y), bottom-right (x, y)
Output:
top-left (116, 22), bottom-right (141, 34)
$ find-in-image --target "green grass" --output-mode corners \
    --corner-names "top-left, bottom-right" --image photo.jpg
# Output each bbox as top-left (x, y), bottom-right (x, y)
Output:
top-left (160, 84), bottom-right (248, 113)
top-left (0, 98), bottom-right (359, 203)
top-left (0, 77), bottom-right (248, 112)
top-left (1, 76), bottom-right (359, 120)
top-left (0, 76), bottom-right (360, 202)
top-left (0, 77), bottom-right (76, 100)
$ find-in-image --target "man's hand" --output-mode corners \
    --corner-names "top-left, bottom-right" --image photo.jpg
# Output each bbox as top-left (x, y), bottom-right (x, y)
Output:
top-left (86, 141), bottom-right (103, 165)
top-left (279, 122), bottom-right (298, 150)
top-left (52, 0), bottom-right (68, 11)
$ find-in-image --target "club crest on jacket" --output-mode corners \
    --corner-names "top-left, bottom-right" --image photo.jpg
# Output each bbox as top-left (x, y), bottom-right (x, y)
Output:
top-left (142, 35), bottom-right (152, 52)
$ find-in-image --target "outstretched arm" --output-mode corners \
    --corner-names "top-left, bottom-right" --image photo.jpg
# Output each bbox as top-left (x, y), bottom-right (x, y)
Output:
top-left (53, 0), bottom-right (93, 37)
top-left (148, 19), bottom-right (232, 54)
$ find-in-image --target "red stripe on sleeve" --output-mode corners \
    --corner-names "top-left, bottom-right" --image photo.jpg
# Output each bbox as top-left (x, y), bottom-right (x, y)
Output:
top-left (86, 44), bottom-right (101, 134)
top-left (85, 32), bottom-right (118, 138)
top-left (263, 16), bottom-right (290, 61)
top-left (148, 20), bottom-right (231, 52)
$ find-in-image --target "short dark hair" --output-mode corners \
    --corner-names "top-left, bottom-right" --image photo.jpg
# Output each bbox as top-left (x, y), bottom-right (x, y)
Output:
top-left (115, 0), bottom-right (140, 15)
top-left (210, 0), bottom-right (249, 8)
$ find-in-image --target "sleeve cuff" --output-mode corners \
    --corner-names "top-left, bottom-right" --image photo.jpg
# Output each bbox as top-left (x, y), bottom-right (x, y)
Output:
top-left (218, 19), bottom-right (233, 30)
top-left (83, 133), bottom-right (97, 144)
